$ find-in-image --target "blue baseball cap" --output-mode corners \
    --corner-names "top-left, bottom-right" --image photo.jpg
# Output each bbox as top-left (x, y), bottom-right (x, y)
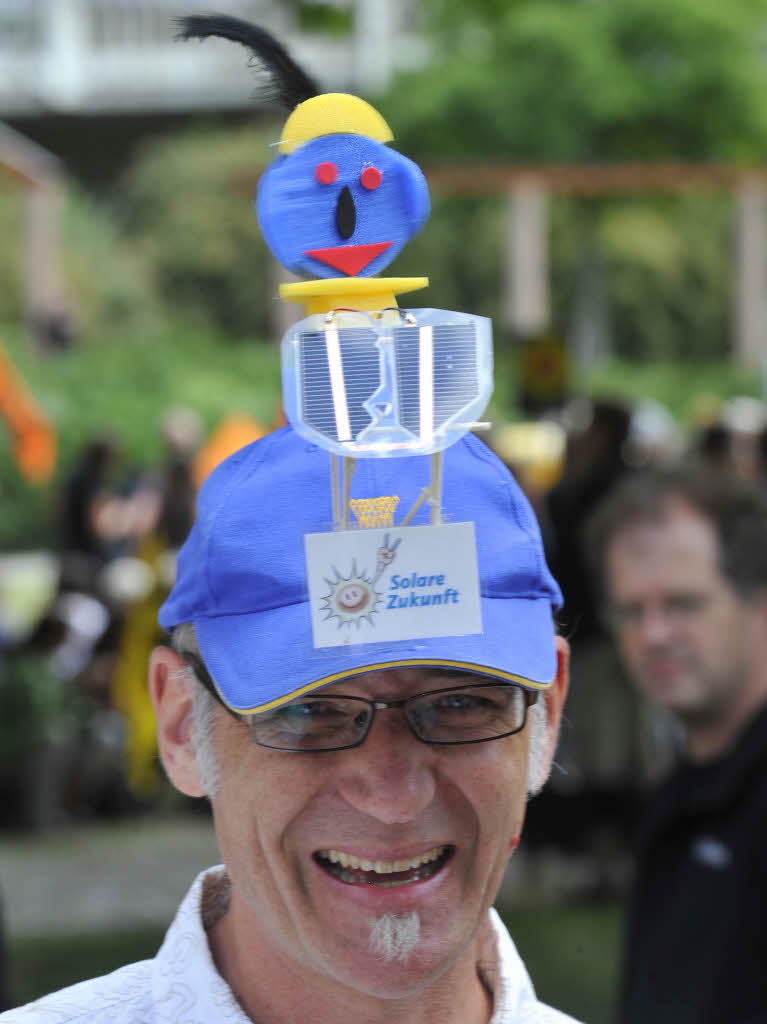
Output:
top-left (159, 426), bottom-right (562, 713)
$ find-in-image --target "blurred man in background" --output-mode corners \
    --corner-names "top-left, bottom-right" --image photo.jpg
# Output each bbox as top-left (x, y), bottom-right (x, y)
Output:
top-left (588, 467), bottom-right (767, 1024)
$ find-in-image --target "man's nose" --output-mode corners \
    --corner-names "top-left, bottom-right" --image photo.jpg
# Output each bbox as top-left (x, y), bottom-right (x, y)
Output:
top-left (335, 710), bottom-right (437, 825)
top-left (637, 604), bottom-right (675, 645)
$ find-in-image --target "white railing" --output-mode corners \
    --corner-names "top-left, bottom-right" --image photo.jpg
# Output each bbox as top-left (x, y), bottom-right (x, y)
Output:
top-left (0, 0), bottom-right (427, 115)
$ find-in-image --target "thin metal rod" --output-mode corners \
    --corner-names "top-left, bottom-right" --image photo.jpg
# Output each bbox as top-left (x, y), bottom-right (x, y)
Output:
top-left (400, 487), bottom-right (429, 526)
top-left (430, 451), bottom-right (443, 524)
top-left (342, 456), bottom-right (355, 530)
top-left (331, 453), bottom-right (340, 529)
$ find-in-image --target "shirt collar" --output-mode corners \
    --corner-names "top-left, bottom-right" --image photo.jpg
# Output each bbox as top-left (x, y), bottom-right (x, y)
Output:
top-left (151, 866), bottom-right (546, 1023)
top-left (152, 866), bottom-right (249, 1022)
top-left (485, 907), bottom-right (541, 1022)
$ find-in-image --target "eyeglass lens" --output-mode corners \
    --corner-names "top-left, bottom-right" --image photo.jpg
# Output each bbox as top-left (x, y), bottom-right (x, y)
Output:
top-left (248, 684), bottom-right (532, 751)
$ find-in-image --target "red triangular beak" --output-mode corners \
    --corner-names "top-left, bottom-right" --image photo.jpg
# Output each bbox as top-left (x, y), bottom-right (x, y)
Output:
top-left (304, 242), bottom-right (392, 276)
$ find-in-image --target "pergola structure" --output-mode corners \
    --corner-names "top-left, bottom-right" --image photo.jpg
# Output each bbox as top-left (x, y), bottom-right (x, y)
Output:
top-left (423, 162), bottom-right (767, 370)
top-left (0, 121), bottom-right (65, 344)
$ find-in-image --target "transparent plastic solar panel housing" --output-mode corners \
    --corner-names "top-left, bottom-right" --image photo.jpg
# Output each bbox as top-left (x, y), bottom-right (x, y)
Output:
top-left (281, 308), bottom-right (493, 457)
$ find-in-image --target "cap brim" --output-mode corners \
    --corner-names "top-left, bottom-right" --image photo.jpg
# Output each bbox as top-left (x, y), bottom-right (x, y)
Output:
top-left (193, 595), bottom-right (558, 714)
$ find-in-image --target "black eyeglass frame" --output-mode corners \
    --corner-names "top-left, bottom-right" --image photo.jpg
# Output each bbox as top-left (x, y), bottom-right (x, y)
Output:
top-left (182, 651), bottom-right (539, 753)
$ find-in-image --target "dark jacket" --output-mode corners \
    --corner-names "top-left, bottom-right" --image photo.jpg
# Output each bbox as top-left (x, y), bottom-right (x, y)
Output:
top-left (619, 701), bottom-right (767, 1024)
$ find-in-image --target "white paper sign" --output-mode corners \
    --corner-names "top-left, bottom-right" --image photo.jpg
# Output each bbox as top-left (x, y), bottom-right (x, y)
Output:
top-left (305, 522), bottom-right (482, 648)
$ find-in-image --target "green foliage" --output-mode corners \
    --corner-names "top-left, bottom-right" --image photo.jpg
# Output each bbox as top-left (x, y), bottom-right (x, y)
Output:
top-left (491, 348), bottom-right (762, 424)
top-left (0, 195), bottom-right (21, 322)
top-left (395, 0), bottom-right (767, 161)
top-left (63, 189), bottom-right (160, 337)
top-left (0, 651), bottom-right (65, 764)
top-left (115, 123), bottom-right (280, 337)
top-left (390, 195), bottom-right (503, 323)
top-left (579, 358), bottom-right (762, 421)
top-left (0, 186), bottom-right (158, 334)
top-left (8, 926), bottom-right (165, 1007)
top-left (392, 188), bottom-right (734, 364)
top-left (542, 194), bottom-right (732, 362)
top-left (0, 324), bottom-right (281, 547)
top-left (598, 196), bottom-right (731, 360)
top-left (377, 0), bottom-right (767, 363)
top-left (2, 0), bottom-right (765, 548)
top-left (296, 1), bottom-right (353, 35)
top-left (502, 902), bottom-right (622, 1024)
top-left (2, 305), bottom-right (759, 551)
top-left (1, 325), bottom-right (280, 463)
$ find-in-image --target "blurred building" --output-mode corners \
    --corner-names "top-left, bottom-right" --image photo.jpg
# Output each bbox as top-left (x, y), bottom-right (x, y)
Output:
top-left (0, 0), bottom-right (425, 115)
top-left (0, 0), bottom-right (427, 183)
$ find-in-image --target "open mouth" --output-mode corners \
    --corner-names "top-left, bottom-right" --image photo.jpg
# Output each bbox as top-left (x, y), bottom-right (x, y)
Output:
top-left (314, 845), bottom-right (454, 887)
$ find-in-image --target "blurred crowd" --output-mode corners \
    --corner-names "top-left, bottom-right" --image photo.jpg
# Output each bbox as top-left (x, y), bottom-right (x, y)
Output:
top-left (0, 406), bottom-right (268, 830)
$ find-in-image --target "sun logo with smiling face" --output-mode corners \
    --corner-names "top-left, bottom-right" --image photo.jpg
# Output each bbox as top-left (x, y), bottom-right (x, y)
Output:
top-left (321, 562), bottom-right (380, 628)
top-left (320, 537), bottom-right (401, 630)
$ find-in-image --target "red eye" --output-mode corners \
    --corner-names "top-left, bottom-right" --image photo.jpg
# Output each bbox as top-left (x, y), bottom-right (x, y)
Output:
top-left (315, 161), bottom-right (338, 185)
top-left (360, 166), bottom-right (382, 190)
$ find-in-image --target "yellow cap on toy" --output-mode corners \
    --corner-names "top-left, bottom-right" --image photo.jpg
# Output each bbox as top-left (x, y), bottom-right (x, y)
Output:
top-left (278, 93), bottom-right (394, 154)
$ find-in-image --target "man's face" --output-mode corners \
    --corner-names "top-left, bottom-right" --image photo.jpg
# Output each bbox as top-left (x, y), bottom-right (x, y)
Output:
top-left (605, 500), bottom-right (761, 723)
top-left (208, 666), bottom-right (534, 999)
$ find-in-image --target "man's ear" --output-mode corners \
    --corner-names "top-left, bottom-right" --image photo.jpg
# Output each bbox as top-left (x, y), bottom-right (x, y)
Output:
top-left (756, 589), bottom-right (767, 627)
top-left (540, 635), bottom-right (570, 779)
top-left (149, 646), bottom-right (208, 798)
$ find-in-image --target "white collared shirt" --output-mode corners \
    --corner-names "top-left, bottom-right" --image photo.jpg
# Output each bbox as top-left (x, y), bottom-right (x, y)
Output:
top-left (0, 867), bottom-right (581, 1023)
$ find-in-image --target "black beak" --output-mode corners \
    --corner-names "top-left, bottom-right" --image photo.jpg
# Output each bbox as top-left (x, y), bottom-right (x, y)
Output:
top-left (336, 185), bottom-right (356, 240)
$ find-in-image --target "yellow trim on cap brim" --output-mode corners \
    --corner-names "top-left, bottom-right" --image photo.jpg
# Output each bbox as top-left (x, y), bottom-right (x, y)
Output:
top-left (220, 659), bottom-right (555, 716)
top-left (279, 93), bottom-right (394, 154)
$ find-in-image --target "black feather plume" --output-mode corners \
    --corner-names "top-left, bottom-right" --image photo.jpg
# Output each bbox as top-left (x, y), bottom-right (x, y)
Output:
top-left (175, 13), bottom-right (321, 111)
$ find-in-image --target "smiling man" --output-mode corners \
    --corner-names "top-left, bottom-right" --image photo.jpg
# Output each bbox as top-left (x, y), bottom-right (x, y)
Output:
top-left (3, 425), bottom-right (577, 1023)
top-left (588, 466), bottom-right (767, 1024)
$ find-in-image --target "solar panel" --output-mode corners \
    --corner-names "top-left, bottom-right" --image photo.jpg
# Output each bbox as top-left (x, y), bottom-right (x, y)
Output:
top-left (393, 324), bottom-right (480, 441)
top-left (297, 328), bottom-right (379, 444)
top-left (283, 309), bottom-right (493, 457)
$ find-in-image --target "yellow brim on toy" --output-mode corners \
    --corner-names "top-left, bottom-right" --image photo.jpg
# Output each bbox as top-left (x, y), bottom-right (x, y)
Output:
top-left (279, 93), bottom-right (394, 154)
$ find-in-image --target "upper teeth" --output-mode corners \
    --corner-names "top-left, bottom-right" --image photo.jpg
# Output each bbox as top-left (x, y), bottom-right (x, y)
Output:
top-left (318, 845), bottom-right (447, 874)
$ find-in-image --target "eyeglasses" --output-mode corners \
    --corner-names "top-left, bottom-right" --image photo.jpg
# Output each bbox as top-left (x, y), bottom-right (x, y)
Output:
top-left (184, 653), bottom-right (537, 753)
